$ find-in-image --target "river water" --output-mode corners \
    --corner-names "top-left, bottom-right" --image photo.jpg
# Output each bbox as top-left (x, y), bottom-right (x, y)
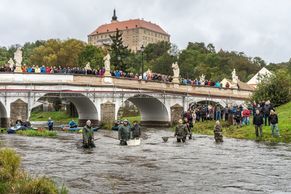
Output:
top-left (1, 129), bottom-right (291, 194)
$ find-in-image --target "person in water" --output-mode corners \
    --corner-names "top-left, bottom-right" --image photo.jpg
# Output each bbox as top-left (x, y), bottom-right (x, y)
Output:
top-left (174, 119), bottom-right (188, 143)
top-left (214, 120), bottom-right (223, 142)
top-left (69, 119), bottom-right (78, 128)
top-left (118, 120), bottom-right (131, 145)
top-left (82, 120), bottom-right (95, 148)
top-left (131, 120), bottom-right (141, 139)
top-left (184, 117), bottom-right (192, 140)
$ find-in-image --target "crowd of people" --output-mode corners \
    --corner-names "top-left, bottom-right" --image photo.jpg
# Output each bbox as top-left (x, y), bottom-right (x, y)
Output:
top-left (1, 64), bottom-right (228, 88)
top-left (176, 100), bottom-right (280, 143)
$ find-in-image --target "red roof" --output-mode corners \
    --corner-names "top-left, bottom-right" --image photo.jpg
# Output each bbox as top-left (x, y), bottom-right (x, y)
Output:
top-left (89, 19), bottom-right (169, 36)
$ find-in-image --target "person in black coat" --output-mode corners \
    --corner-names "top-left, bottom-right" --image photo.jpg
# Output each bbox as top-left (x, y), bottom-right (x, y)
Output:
top-left (253, 109), bottom-right (264, 137)
top-left (269, 110), bottom-right (280, 137)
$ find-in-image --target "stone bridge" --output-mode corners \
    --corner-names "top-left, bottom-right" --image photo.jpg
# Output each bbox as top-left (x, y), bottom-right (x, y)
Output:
top-left (0, 73), bottom-right (253, 127)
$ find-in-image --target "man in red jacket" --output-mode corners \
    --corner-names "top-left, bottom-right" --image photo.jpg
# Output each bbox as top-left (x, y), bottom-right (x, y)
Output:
top-left (242, 108), bottom-right (251, 126)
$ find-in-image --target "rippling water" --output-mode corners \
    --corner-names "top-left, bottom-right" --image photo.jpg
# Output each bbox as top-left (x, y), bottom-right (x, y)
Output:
top-left (1, 129), bottom-right (291, 194)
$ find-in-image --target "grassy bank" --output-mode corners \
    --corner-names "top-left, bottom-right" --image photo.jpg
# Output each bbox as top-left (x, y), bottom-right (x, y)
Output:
top-left (30, 111), bottom-right (78, 123)
top-left (120, 115), bottom-right (141, 124)
top-left (16, 130), bottom-right (57, 137)
top-left (193, 102), bottom-right (291, 143)
top-left (0, 148), bottom-right (68, 194)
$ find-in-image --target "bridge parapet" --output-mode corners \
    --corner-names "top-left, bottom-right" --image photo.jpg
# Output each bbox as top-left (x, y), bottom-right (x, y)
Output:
top-left (0, 73), bottom-right (253, 100)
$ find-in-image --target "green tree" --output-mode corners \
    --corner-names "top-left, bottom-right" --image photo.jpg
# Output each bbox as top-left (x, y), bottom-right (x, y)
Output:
top-left (78, 45), bottom-right (104, 69)
top-left (109, 30), bottom-right (130, 71)
top-left (251, 70), bottom-right (291, 106)
top-left (0, 47), bottom-right (9, 65)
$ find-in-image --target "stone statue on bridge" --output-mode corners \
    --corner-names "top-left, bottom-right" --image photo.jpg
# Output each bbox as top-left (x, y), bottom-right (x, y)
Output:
top-left (232, 69), bottom-right (239, 88)
top-left (84, 62), bottom-right (92, 71)
top-left (13, 47), bottom-right (23, 73)
top-left (8, 58), bottom-right (14, 70)
top-left (199, 74), bottom-right (205, 85)
top-left (103, 53), bottom-right (111, 76)
top-left (172, 62), bottom-right (180, 84)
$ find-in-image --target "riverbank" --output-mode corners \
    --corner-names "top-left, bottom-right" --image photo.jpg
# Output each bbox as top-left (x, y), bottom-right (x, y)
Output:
top-left (16, 129), bottom-right (57, 137)
top-left (30, 111), bottom-right (78, 123)
top-left (193, 102), bottom-right (291, 143)
top-left (0, 147), bottom-right (68, 194)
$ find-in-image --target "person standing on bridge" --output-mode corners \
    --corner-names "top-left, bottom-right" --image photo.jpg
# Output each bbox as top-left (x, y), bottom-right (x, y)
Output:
top-left (82, 120), bottom-right (95, 148)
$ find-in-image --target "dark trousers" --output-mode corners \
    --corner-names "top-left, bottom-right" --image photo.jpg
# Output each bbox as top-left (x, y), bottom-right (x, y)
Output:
top-left (177, 137), bottom-right (186, 143)
top-left (264, 115), bottom-right (270, 126)
top-left (225, 113), bottom-right (229, 121)
top-left (255, 125), bottom-right (262, 137)
top-left (48, 126), bottom-right (53, 131)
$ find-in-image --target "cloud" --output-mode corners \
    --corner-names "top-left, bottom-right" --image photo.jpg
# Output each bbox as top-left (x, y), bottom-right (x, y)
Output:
top-left (0, 0), bottom-right (290, 63)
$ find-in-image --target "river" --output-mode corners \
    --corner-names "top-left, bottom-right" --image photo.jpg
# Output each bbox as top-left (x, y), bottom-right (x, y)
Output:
top-left (1, 129), bottom-right (291, 194)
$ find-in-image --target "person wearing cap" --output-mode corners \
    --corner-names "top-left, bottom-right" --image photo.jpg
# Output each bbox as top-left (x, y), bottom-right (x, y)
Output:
top-left (214, 120), bottom-right (223, 142)
top-left (47, 117), bottom-right (54, 131)
top-left (118, 119), bottom-right (131, 145)
top-left (131, 120), bottom-right (141, 139)
top-left (82, 120), bottom-right (95, 148)
top-left (174, 119), bottom-right (188, 143)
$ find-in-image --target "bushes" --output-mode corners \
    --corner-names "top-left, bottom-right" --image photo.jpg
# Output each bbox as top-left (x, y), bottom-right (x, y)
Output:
top-left (252, 69), bottom-right (291, 106)
top-left (0, 149), bottom-right (21, 182)
top-left (16, 130), bottom-right (57, 137)
top-left (0, 148), bottom-right (67, 194)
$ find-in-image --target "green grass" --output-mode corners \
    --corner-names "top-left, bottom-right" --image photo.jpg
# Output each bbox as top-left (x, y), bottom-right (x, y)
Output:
top-left (16, 130), bottom-right (57, 137)
top-left (30, 111), bottom-right (78, 123)
top-left (0, 148), bottom-right (68, 194)
top-left (192, 102), bottom-right (291, 143)
top-left (120, 115), bottom-right (141, 124)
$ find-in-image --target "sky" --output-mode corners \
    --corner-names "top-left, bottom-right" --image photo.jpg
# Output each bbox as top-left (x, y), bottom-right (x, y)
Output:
top-left (0, 0), bottom-right (291, 63)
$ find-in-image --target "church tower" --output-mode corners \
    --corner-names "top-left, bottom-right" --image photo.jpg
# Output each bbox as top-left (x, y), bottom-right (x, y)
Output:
top-left (111, 9), bottom-right (118, 23)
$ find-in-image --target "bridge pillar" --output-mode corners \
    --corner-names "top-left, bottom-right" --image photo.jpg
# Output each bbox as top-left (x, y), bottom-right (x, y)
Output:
top-left (101, 101), bottom-right (115, 126)
top-left (10, 99), bottom-right (28, 124)
top-left (170, 104), bottom-right (184, 125)
top-left (0, 118), bottom-right (9, 128)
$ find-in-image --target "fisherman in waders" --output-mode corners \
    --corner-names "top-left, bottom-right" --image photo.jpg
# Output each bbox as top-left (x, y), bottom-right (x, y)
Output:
top-left (174, 119), bottom-right (188, 143)
top-left (118, 120), bottom-right (131, 145)
top-left (131, 120), bottom-right (141, 139)
top-left (82, 120), bottom-right (95, 148)
top-left (214, 120), bottom-right (223, 142)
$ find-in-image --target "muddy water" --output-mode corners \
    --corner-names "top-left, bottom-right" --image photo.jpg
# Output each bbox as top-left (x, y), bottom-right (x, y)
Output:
top-left (1, 130), bottom-right (291, 194)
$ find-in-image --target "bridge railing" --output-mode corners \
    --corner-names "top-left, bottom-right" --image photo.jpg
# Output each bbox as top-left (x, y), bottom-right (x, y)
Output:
top-left (0, 73), bottom-right (253, 100)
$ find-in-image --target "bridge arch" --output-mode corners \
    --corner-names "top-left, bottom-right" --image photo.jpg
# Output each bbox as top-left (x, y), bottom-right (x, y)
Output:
top-left (117, 94), bottom-right (170, 127)
top-left (33, 93), bottom-right (99, 126)
top-left (189, 100), bottom-right (226, 109)
top-left (0, 101), bottom-right (8, 128)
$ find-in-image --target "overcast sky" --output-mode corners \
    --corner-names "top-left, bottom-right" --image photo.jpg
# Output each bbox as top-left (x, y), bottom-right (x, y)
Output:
top-left (0, 0), bottom-right (290, 63)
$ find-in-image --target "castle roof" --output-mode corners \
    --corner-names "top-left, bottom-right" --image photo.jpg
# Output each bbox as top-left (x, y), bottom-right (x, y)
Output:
top-left (89, 19), bottom-right (169, 36)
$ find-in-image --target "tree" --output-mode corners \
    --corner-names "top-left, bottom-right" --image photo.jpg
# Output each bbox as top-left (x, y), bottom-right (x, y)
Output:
top-left (29, 39), bottom-right (85, 67)
top-left (253, 56), bottom-right (266, 68)
top-left (251, 70), bottom-right (291, 106)
top-left (109, 30), bottom-right (130, 71)
top-left (78, 45), bottom-right (104, 69)
top-left (0, 47), bottom-right (9, 65)
top-left (143, 41), bottom-right (176, 75)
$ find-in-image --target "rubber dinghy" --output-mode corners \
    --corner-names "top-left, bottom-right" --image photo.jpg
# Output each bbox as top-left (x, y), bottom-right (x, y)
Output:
top-left (126, 138), bottom-right (141, 146)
